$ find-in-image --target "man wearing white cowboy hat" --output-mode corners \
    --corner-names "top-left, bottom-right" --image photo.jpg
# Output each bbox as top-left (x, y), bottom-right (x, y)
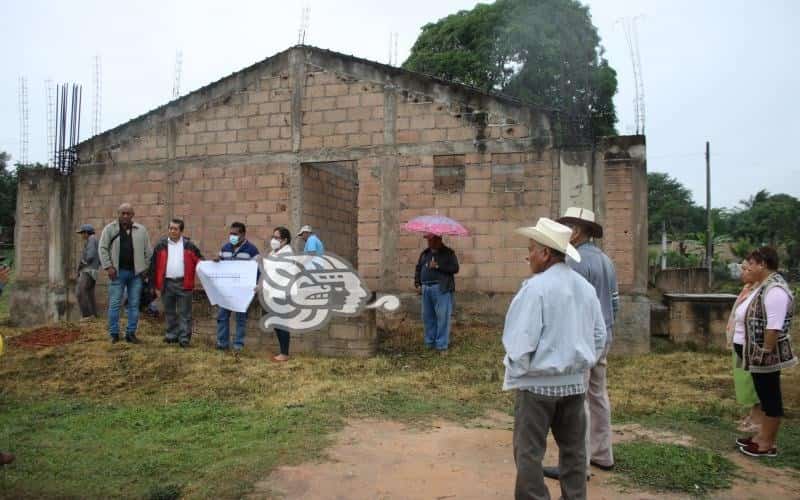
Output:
top-left (541, 207), bottom-right (619, 480)
top-left (502, 217), bottom-right (606, 500)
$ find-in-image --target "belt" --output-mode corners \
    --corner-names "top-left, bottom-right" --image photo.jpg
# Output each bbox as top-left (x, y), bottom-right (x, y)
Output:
top-left (166, 277), bottom-right (184, 281)
top-left (422, 282), bottom-right (439, 286)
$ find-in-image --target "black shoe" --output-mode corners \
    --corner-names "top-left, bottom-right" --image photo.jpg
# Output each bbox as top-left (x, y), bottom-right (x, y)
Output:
top-left (164, 338), bottom-right (178, 344)
top-left (590, 460), bottom-right (614, 471)
top-left (110, 336), bottom-right (120, 344)
top-left (542, 466), bottom-right (560, 479)
top-left (125, 335), bottom-right (140, 344)
top-left (216, 345), bottom-right (229, 351)
top-left (179, 340), bottom-right (190, 348)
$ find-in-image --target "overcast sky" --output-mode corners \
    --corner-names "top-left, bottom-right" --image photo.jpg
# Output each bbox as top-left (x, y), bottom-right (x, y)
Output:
top-left (2, 0), bottom-right (798, 208)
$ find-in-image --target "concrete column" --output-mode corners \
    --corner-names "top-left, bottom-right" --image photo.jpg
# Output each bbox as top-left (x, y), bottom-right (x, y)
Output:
top-left (379, 85), bottom-right (398, 289)
top-left (591, 146), bottom-right (607, 251)
top-left (47, 172), bottom-right (71, 322)
top-left (165, 119), bottom-right (178, 224)
top-left (288, 47), bottom-right (307, 237)
top-left (558, 149), bottom-right (594, 215)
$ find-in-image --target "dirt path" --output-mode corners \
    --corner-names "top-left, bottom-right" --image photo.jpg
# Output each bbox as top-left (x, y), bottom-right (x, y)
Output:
top-left (250, 413), bottom-right (798, 499)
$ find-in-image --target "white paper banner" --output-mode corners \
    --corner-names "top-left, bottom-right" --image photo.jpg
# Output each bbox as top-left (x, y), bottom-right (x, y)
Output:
top-left (197, 260), bottom-right (258, 313)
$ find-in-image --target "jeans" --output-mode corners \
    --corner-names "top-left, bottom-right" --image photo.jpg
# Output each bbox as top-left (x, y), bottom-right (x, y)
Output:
top-left (422, 283), bottom-right (453, 350)
top-left (76, 272), bottom-right (97, 318)
top-left (275, 328), bottom-right (290, 355)
top-left (108, 269), bottom-right (143, 339)
top-left (514, 390), bottom-right (587, 500)
top-left (217, 308), bottom-right (247, 350)
top-left (162, 279), bottom-right (192, 344)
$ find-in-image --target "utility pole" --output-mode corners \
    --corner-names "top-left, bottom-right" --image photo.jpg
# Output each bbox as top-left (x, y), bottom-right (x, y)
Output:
top-left (706, 141), bottom-right (712, 289)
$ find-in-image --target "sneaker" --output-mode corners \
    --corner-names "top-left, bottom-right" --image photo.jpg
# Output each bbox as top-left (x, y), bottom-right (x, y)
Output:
top-left (164, 338), bottom-right (178, 344)
top-left (179, 340), bottom-right (190, 348)
top-left (124, 335), bottom-right (140, 344)
top-left (110, 336), bottom-right (120, 344)
top-left (738, 442), bottom-right (777, 457)
top-left (736, 436), bottom-right (755, 447)
top-left (216, 345), bottom-right (229, 351)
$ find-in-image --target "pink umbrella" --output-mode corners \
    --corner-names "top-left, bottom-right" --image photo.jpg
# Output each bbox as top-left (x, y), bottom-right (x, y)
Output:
top-left (401, 215), bottom-right (470, 237)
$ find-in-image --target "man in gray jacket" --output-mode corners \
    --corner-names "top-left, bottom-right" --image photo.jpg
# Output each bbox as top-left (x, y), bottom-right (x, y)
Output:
top-left (76, 224), bottom-right (100, 320)
top-left (98, 203), bottom-right (152, 343)
top-left (503, 218), bottom-right (606, 500)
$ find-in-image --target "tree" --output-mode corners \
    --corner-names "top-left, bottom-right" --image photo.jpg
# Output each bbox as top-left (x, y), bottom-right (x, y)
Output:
top-left (0, 151), bottom-right (17, 229)
top-left (403, 0), bottom-right (617, 141)
top-left (647, 172), bottom-right (705, 243)
top-left (728, 191), bottom-right (800, 269)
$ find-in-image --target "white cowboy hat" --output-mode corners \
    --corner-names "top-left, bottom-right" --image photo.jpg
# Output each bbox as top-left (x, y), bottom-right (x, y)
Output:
top-left (296, 225), bottom-right (313, 237)
top-left (557, 206), bottom-right (603, 238)
top-left (515, 218), bottom-right (581, 262)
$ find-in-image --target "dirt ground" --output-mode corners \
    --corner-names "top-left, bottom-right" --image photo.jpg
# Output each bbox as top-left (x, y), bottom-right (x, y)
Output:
top-left (251, 412), bottom-right (799, 500)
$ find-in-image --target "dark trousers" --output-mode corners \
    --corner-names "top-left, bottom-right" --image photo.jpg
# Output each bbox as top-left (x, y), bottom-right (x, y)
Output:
top-left (76, 272), bottom-right (97, 318)
top-left (513, 390), bottom-right (587, 500)
top-left (162, 278), bottom-right (192, 343)
top-left (275, 328), bottom-right (290, 355)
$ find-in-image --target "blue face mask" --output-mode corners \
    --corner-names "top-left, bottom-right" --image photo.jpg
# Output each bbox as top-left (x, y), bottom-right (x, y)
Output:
top-left (229, 234), bottom-right (240, 246)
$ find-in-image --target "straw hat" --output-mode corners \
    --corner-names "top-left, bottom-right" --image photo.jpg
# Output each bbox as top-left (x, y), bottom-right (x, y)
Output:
top-left (557, 206), bottom-right (603, 238)
top-left (515, 218), bottom-right (581, 262)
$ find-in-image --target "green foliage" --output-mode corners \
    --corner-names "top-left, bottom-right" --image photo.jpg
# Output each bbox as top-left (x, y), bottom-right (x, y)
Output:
top-left (730, 239), bottom-right (754, 260)
top-left (0, 152), bottom-right (17, 228)
top-left (614, 441), bottom-right (735, 495)
top-left (647, 172), bottom-right (705, 242)
top-left (728, 190), bottom-right (800, 268)
top-left (403, 0), bottom-right (617, 140)
top-left (665, 250), bottom-right (700, 268)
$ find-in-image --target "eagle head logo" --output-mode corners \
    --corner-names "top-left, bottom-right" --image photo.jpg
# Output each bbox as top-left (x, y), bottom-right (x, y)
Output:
top-left (258, 252), bottom-right (399, 334)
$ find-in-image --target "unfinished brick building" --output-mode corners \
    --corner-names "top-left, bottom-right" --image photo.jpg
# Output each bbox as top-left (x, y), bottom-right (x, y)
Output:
top-left (12, 46), bottom-right (649, 356)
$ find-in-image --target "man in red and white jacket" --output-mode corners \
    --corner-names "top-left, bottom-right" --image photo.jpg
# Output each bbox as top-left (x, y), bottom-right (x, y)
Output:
top-left (151, 218), bottom-right (203, 347)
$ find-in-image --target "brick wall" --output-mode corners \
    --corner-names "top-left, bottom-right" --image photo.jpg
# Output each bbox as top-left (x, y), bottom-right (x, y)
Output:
top-left (15, 171), bottom-right (52, 282)
top-left (301, 71), bottom-right (384, 150)
top-left (603, 163), bottom-right (635, 291)
top-left (395, 151), bottom-right (558, 293)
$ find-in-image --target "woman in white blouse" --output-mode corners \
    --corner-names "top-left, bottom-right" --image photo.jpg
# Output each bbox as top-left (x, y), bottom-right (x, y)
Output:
top-left (269, 226), bottom-right (294, 362)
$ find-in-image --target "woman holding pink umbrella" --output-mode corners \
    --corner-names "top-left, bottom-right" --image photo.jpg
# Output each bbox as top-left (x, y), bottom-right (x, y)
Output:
top-left (405, 216), bottom-right (466, 354)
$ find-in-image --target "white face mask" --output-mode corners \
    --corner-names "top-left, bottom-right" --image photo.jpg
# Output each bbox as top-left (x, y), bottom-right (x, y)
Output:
top-left (270, 238), bottom-right (282, 251)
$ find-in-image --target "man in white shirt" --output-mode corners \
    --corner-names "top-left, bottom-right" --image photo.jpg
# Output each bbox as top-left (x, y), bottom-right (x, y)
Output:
top-left (151, 219), bottom-right (203, 347)
top-left (502, 218), bottom-right (606, 500)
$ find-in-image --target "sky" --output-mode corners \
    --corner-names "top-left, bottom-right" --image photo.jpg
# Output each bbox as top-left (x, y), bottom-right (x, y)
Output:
top-left (1, 0), bottom-right (798, 209)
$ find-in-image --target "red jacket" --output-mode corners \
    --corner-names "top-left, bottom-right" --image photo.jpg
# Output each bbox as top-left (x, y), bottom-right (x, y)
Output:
top-left (151, 237), bottom-right (203, 291)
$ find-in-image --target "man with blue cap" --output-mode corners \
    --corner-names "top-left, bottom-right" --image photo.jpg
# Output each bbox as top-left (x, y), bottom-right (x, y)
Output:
top-left (76, 223), bottom-right (100, 321)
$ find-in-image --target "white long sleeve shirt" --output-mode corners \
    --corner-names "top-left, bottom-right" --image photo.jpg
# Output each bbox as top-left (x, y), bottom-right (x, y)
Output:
top-left (502, 262), bottom-right (607, 395)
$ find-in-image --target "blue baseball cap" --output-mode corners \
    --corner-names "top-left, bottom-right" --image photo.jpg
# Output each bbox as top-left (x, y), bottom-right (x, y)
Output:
top-left (76, 224), bottom-right (95, 234)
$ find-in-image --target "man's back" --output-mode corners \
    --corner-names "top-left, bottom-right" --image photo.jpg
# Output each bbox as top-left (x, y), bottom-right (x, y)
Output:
top-left (503, 263), bottom-right (606, 391)
top-left (568, 242), bottom-right (617, 331)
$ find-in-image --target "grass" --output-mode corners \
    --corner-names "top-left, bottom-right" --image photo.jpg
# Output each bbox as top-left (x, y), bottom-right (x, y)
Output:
top-left (0, 308), bottom-right (798, 497)
top-left (614, 441), bottom-right (736, 494)
top-left (0, 247), bottom-right (13, 319)
top-left (0, 318), bottom-right (511, 498)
